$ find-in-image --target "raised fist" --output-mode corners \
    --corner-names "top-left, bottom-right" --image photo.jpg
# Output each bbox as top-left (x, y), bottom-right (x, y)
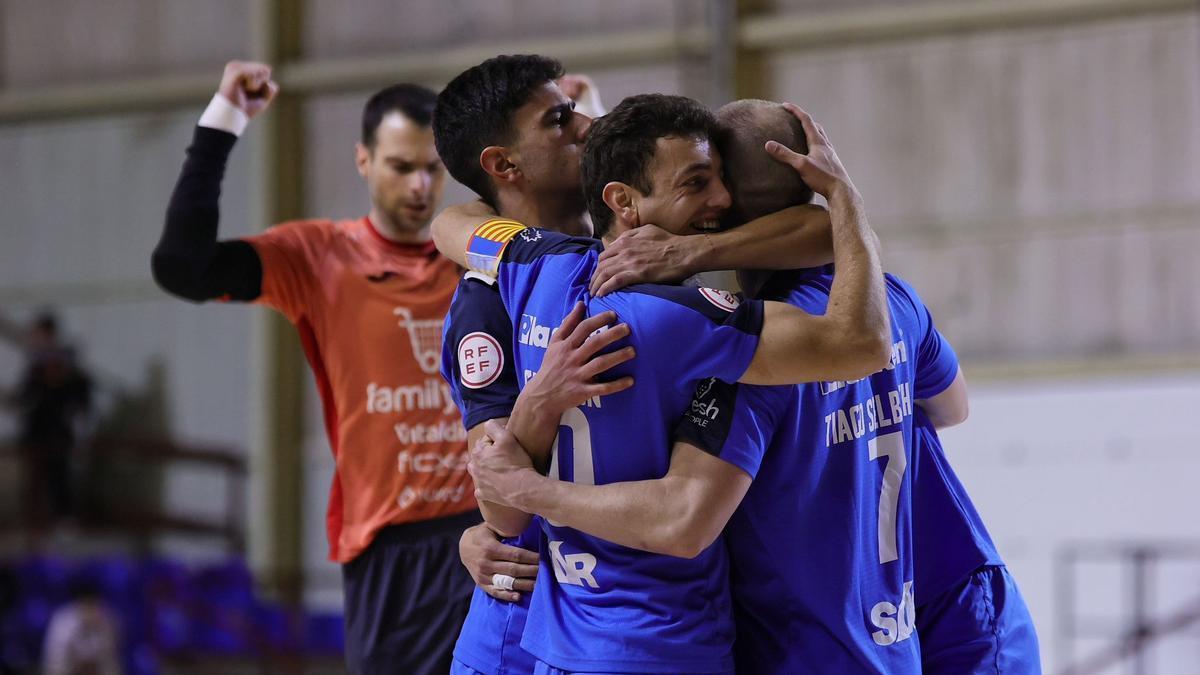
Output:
top-left (557, 74), bottom-right (605, 118)
top-left (217, 61), bottom-right (279, 119)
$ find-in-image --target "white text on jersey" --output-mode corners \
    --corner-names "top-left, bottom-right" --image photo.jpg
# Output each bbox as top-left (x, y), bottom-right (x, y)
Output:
top-left (870, 580), bottom-right (916, 646)
top-left (823, 382), bottom-right (913, 448)
top-left (821, 340), bottom-right (909, 395)
top-left (519, 313), bottom-right (553, 348)
top-left (550, 540), bottom-right (599, 589)
top-left (366, 379), bottom-right (458, 415)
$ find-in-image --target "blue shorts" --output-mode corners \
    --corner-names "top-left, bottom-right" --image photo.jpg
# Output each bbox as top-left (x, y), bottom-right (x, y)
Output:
top-left (454, 584), bottom-right (537, 675)
top-left (918, 565), bottom-right (1042, 674)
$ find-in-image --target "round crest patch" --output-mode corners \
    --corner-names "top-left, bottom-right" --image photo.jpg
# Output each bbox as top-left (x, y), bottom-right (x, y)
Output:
top-left (698, 287), bottom-right (740, 312)
top-left (458, 332), bottom-right (504, 389)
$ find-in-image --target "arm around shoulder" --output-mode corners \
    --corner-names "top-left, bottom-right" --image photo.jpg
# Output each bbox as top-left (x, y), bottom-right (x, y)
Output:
top-left (514, 442), bottom-right (752, 559)
top-left (740, 299), bottom-right (892, 385)
top-left (431, 201), bottom-right (499, 268)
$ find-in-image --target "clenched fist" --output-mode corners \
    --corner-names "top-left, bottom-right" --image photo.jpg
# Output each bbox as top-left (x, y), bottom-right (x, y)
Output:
top-left (217, 61), bottom-right (279, 119)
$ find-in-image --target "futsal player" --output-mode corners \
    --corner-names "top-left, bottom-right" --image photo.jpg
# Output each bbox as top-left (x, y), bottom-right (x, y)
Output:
top-left (910, 407), bottom-right (1042, 673)
top-left (151, 61), bottom-right (476, 674)
top-left (435, 55), bottom-right (845, 675)
top-left (480, 99), bottom-right (1040, 673)
top-left (436, 56), bottom-right (598, 675)
top-left (580, 99), bottom-right (1042, 674)
top-left (436, 88), bottom-right (891, 672)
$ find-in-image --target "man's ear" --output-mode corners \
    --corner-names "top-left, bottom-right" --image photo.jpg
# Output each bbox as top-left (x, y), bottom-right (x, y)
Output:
top-left (480, 146), bottom-right (520, 185)
top-left (601, 181), bottom-right (639, 226)
top-left (355, 142), bottom-right (371, 178)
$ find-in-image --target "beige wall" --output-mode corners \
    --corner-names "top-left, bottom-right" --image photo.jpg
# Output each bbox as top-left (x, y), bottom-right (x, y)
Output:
top-left (1, 2), bottom-right (1197, 669)
top-left (765, 13), bottom-right (1200, 362)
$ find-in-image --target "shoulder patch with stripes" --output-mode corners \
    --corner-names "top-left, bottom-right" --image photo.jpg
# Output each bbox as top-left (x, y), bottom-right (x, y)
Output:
top-left (466, 219), bottom-right (528, 276)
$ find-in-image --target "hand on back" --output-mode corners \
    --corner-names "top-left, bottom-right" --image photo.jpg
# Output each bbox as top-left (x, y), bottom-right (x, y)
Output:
top-left (590, 225), bottom-right (695, 297)
top-left (521, 302), bottom-right (635, 414)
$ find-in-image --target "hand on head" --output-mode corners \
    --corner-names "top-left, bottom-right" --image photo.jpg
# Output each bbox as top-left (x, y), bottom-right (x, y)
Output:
top-left (764, 104), bottom-right (856, 199)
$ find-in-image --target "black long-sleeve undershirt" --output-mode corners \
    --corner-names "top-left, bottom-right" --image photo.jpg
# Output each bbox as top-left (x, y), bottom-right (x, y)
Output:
top-left (151, 126), bottom-right (263, 302)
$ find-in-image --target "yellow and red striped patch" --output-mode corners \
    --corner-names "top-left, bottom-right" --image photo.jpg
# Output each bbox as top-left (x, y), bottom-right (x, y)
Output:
top-left (466, 218), bottom-right (528, 276)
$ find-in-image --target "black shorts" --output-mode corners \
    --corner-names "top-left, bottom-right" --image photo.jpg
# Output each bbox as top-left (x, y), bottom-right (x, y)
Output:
top-left (342, 509), bottom-right (482, 675)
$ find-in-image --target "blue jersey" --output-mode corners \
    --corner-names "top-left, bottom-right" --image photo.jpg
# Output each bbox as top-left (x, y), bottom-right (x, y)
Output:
top-left (472, 224), bottom-right (766, 673)
top-left (677, 268), bottom-right (959, 674)
top-left (909, 406), bottom-right (1003, 606)
top-left (441, 272), bottom-right (539, 674)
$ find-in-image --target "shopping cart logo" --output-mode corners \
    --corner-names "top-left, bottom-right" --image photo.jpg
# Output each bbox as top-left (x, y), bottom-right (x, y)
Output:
top-left (392, 307), bottom-right (445, 375)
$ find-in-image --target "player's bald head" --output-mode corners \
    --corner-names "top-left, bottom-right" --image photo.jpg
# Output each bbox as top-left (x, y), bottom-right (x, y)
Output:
top-left (715, 99), bottom-right (814, 224)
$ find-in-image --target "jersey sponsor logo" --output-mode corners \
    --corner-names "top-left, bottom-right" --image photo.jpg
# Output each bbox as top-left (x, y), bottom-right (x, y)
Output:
top-left (518, 313), bottom-right (553, 348)
top-left (699, 287), bottom-right (740, 312)
top-left (393, 420), bottom-right (468, 445)
top-left (397, 449), bottom-right (468, 474)
top-left (870, 580), bottom-right (916, 646)
top-left (397, 484), bottom-right (468, 509)
top-left (549, 540), bottom-right (599, 589)
top-left (518, 228), bottom-right (543, 243)
top-left (366, 379), bottom-right (458, 416)
top-left (466, 219), bottom-right (527, 276)
top-left (690, 396), bottom-right (721, 423)
top-left (457, 331), bottom-right (504, 389)
top-left (688, 377), bottom-right (721, 425)
top-left (392, 306), bottom-right (444, 374)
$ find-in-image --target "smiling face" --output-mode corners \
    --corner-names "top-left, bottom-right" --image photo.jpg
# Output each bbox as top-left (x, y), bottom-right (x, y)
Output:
top-left (505, 81), bottom-right (592, 201)
top-left (630, 135), bottom-right (731, 235)
top-left (357, 111), bottom-right (446, 234)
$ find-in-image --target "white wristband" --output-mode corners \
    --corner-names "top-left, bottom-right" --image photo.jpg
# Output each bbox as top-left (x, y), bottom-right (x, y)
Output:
top-left (198, 94), bottom-right (250, 137)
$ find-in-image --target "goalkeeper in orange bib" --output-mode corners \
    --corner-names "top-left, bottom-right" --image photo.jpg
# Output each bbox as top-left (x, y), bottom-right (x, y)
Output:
top-left (151, 61), bottom-right (476, 674)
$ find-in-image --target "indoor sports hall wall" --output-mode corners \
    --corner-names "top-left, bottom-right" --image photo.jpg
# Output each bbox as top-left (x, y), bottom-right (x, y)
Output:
top-left (941, 375), bottom-right (1200, 673)
top-left (1, 1), bottom-right (1197, 673)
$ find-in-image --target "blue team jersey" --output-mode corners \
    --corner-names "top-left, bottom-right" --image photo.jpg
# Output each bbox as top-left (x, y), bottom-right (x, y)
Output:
top-left (677, 267), bottom-right (960, 674)
top-left (473, 224), bottom-right (766, 673)
top-left (441, 273), bottom-right (539, 674)
top-left (909, 406), bottom-right (1003, 605)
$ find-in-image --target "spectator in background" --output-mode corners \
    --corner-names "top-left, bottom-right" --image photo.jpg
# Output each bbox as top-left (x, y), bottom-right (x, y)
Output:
top-left (41, 579), bottom-right (122, 675)
top-left (5, 312), bottom-right (93, 529)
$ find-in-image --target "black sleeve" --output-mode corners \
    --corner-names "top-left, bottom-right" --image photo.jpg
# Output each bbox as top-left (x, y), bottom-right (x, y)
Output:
top-left (151, 126), bottom-right (263, 302)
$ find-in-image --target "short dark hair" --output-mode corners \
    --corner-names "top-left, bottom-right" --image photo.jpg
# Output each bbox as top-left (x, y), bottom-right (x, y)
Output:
top-left (434, 54), bottom-right (564, 208)
top-left (361, 83), bottom-right (438, 148)
top-left (581, 94), bottom-right (718, 238)
top-left (714, 99), bottom-right (813, 223)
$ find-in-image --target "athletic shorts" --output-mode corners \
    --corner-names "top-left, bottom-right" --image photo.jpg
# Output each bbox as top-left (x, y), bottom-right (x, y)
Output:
top-left (918, 564), bottom-right (1042, 674)
top-left (342, 509), bottom-right (482, 675)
